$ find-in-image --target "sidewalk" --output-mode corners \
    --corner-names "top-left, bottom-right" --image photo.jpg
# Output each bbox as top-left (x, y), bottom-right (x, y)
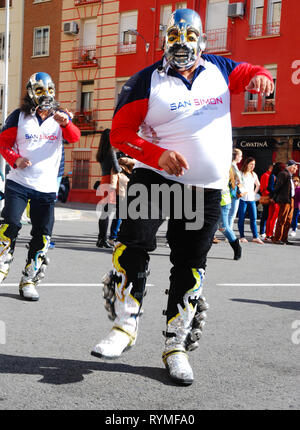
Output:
top-left (55, 201), bottom-right (97, 221)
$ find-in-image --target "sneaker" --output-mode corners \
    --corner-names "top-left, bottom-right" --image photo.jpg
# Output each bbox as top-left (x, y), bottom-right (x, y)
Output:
top-left (290, 231), bottom-right (296, 238)
top-left (91, 327), bottom-right (135, 359)
top-left (96, 239), bottom-right (113, 249)
top-left (239, 237), bottom-right (248, 243)
top-left (107, 239), bottom-right (116, 247)
top-left (162, 350), bottom-right (194, 386)
top-left (271, 239), bottom-right (285, 245)
top-left (252, 237), bottom-right (264, 244)
top-left (19, 281), bottom-right (39, 301)
top-left (260, 233), bottom-right (266, 239)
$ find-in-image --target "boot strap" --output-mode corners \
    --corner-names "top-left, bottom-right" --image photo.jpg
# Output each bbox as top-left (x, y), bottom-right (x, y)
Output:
top-left (112, 326), bottom-right (136, 346)
top-left (162, 349), bottom-right (187, 364)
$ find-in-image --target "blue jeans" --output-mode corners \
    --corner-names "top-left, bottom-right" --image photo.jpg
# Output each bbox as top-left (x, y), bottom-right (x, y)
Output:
top-left (1, 179), bottom-right (56, 260)
top-left (238, 199), bottom-right (259, 239)
top-left (219, 203), bottom-right (237, 242)
top-left (228, 196), bottom-right (240, 230)
top-left (109, 218), bottom-right (122, 240)
top-left (291, 207), bottom-right (299, 231)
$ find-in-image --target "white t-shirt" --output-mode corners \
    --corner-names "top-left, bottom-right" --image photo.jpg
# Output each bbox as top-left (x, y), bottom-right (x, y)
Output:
top-left (241, 172), bottom-right (258, 202)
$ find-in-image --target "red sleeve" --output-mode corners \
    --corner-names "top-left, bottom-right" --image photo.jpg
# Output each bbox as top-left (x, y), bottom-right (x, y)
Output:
top-left (229, 62), bottom-right (274, 94)
top-left (0, 127), bottom-right (20, 168)
top-left (260, 173), bottom-right (270, 196)
top-left (61, 121), bottom-right (81, 143)
top-left (110, 99), bottom-right (165, 169)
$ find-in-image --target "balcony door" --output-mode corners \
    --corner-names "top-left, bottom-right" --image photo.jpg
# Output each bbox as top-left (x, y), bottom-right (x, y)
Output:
top-left (205, 0), bottom-right (229, 52)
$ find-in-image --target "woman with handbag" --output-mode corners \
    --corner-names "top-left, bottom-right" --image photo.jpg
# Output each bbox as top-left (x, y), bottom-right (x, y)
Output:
top-left (228, 148), bottom-right (245, 230)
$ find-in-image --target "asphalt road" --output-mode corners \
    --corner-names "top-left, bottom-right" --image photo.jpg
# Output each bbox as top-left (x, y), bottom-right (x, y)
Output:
top-left (0, 205), bottom-right (299, 411)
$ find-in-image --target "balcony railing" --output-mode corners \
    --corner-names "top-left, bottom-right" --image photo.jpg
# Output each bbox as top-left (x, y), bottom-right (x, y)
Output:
top-left (73, 110), bottom-right (97, 131)
top-left (205, 28), bottom-right (231, 53)
top-left (245, 99), bottom-right (258, 112)
top-left (72, 45), bottom-right (99, 68)
top-left (249, 21), bottom-right (280, 37)
top-left (74, 0), bottom-right (101, 5)
top-left (249, 24), bottom-right (263, 37)
top-left (266, 21), bottom-right (280, 35)
top-left (116, 42), bottom-right (136, 54)
top-left (263, 98), bottom-right (275, 111)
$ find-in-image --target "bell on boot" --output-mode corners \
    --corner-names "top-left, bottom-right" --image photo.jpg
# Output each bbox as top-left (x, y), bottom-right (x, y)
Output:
top-left (229, 238), bottom-right (242, 260)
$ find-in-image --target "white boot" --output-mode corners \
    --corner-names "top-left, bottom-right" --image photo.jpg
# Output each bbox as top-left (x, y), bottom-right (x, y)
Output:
top-left (162, 348), bottom-right (194, 385)
top-left (19, 280), bottom-right (39, 301)
top-left (91, 326), bottom-right (136, 359)
top-left (0, 253), bottom-right (13, 284)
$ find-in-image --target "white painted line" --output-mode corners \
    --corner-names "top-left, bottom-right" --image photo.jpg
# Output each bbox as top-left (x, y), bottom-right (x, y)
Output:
top-left (3, 283), bottom-right (155, 287)
top-left (217, 283), bottom-right (300, 287)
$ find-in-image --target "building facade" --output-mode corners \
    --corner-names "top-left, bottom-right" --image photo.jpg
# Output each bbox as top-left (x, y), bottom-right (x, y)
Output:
top-left (0, 0), bottom-right (24, 127)
top-left (57, 0), bottom-right (299, 202)
top-left (21, 0), bottom-right (62, 99)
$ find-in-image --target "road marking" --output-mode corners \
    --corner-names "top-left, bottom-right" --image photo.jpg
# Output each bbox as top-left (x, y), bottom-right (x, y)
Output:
top-left (3, 283), bottom-right (155, 287)
top-left (217, 283), bottom-right (300, 286)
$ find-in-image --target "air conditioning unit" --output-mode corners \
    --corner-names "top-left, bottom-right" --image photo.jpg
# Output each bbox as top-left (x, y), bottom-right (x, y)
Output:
top-left (63, 22), bottom-right (79, 35)
top-left (228, 2), bottom-right (244, 18)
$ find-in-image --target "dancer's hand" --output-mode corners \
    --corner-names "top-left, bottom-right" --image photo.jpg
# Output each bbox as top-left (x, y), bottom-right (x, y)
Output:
top-left (15, 157), bottom-right (32, 169)
top-left (158, 150), bottom-right (189, 177)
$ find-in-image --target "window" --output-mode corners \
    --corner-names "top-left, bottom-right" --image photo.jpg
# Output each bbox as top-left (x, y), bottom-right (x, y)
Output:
top-left (0, 0), bottom-right (12, 7)
top-left (33, 26), bottom-right (50, 56)
top-left (205, 0), bottom-right (229, 52)
top-left (72, 150), bottom-right (91, 189)
top-left (262, 65), bottom-right (277, 111)
top-left (244, 65), bottom-right (277, 112)
top-left (249, 0), bottom-right (264, 37)
top-left (33, 0), bottom-right (50, 3)
top-left (0, 32), bottom-right (10, 60)
top-left (175, 2), bottom-right (187, 9)
top-left (118, 11), bottom-right (138, 53)
top-left (159, 4), bottom-right (172, 48)
top-left (0, 84), bottom-right (4, 110)
top-left (80, 81), bottom-right (94, 111)
top-left (267, 0), bottom-right (281, 34)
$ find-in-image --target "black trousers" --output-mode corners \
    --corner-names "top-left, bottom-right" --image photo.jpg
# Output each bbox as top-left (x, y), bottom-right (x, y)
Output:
top-left (1, 179), bottom-right (56, 262)
top-left (115, 168), bottom-right (221, 321)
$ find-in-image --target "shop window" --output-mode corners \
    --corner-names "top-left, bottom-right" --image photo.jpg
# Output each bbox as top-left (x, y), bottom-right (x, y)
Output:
top-left (159, 4), bottom-right (172, 49)
top-left (249, 0), bottom-right (264, 37)
top-left (118, 11), bottom-right (138, 54)
top-left (266, 0), bottom-right (281, 34)
top-left (33, 26), bottom-right (50, 56)
top-left (72, 150), bottom-right (91, 189)
top-left (175, 2), bottom-right (187, 9)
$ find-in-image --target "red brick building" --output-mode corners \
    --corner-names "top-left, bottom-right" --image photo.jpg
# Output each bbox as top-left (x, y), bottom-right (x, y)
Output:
top-left (21, 0), bottom-right (62, 99)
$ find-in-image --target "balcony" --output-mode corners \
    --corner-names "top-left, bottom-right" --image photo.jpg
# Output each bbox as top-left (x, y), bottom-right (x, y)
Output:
top-left (263, 99), bottom-right (275, 111)
top-left (245, 99), bottom-right (258, 112)
top-left (72, 45), bottom-right (99, 68)
top-left (73, 110), bottom-right (97, 131)
top-left (116, 42), bottom-right (136, 54)
top-left (249, 21), bottom-right (280, 38)
top-left (74, 0), bottom-right (101, 5)
top-left (266, 21), bottom-right (280, 35)
top-left (205, 28), bottom-right (231, 53)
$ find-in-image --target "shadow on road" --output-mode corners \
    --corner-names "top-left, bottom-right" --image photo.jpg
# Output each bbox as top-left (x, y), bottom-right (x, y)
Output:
top-left (231, 298), bottom-right (300, 311)
top-left (0, 353), bottom-right (176, 386)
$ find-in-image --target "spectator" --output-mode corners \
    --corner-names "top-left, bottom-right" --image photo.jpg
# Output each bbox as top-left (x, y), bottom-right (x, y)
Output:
top-left (238, 157), bottom-right (264, 244)
top-left (259, 163), bottom-right (273, 238)
top-left (290, 176), bottom-right (300, 237)
top-left (272, 160), bottom-right (298, 244)
top-left (264, 162), bottom-right (285, 241)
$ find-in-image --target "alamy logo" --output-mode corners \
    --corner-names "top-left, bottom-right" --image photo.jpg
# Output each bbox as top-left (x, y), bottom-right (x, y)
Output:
top-left (96, 182), bottom-right (204, 231)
